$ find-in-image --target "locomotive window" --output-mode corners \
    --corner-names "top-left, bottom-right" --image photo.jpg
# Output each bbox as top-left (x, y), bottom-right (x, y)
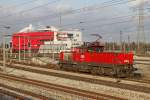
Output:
top-left (95, 48), bottom-right (100, 52)
top-left (88, 48), bottom-right (94, 52)
top-left (78, 48), bottom-right (84, 53)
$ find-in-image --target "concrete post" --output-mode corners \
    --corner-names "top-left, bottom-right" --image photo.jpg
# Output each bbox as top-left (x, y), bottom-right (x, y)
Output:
top-left (24, 35), bottom-right (25, 61)
top-left (19, 36), bottom-right (21, 62)
top-left (2, 32), bottom-right (6, 72)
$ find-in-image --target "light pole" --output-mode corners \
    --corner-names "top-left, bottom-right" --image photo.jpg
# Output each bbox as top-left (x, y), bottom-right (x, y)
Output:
top-left (18, 35), bottom-right (21, 62)
top-left (27, 36), bottom-right (31, 58)
top-left (2, 32), bottom-right (6, 71)
top-left (0, 26), bottom-right (10, 72)
top-left (24, 35), bottom-right (26, 61)
top-left (120, 31), bottom-right (123, 51)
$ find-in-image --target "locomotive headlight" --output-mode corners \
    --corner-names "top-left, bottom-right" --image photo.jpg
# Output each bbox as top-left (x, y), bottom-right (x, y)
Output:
top-left (124, 60), bottom-right (129, 63)
top-left (80, 55), bottom-right (85, 59)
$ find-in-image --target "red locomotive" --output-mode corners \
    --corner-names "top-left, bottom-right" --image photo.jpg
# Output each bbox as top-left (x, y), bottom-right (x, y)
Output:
top-left (59, 42), bottom-right (135, 77)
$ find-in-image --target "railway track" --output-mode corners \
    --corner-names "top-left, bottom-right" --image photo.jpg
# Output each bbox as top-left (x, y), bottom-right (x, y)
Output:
top-left (135, 59), bottom-right (150, 62)
top-left (0, 73), bottom-right (123, 100)
top-left (0, 89), bottom-right (30, 100)
top-left (2, 62), bottom-right (150, 94)
top-left (1, 60), bottom-right (150, 84)
top-left (3, 61), bottom-right (150, 83)
top-left (0, 84), bottom-right (54, 100)
top-left (134, 59), bottom-right (150, 65)
top-left (125, 78), bottom-right (150, 84)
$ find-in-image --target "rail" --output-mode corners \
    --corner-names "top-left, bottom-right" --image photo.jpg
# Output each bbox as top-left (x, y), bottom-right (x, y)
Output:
top-left (0, 73), bottom-right (124, 100)
top-left (0, 89), bottom-right (28, 100)
top-left (2, 62), bottom-right (150, 94)
top-left (0, 84), bottom-right (52, 100)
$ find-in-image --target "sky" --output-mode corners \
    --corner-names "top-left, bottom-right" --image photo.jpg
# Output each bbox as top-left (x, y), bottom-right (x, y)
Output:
top-left (0, 0), bottom-right (150, 43)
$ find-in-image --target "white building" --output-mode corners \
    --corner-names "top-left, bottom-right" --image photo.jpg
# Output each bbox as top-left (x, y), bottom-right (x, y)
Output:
top-left (39, 27), bottom-right (83, 53)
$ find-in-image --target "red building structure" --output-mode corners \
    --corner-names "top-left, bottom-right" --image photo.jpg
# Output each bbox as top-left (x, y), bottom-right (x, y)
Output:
top-left (12, 31), bottom-right (54, 52)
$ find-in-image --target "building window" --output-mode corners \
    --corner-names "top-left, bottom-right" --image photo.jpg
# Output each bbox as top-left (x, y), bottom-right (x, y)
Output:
top-left (74, 39), bottom-right (77, 41)
top-left (67, 34), bottom-right (73, 38)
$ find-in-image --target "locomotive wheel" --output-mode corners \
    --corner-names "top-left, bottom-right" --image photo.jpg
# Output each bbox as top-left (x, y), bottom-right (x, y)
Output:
top-left (97, 66), bottom-right (104, 75)
top-left (113, 67), bottom-right (127, 78)
top-left (91, 67), bottom-right (98, 75)
top-left (58, 63), bottom-right (63, 69)
top-left (72, 64), bottom-right (79, 72)
top-left (113, 67), bottom-right (120, 77)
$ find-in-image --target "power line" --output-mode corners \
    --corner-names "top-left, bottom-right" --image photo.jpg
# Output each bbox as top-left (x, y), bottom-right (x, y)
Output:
top-left (136, 0), bottom-right (146, 53)
top-left (2, 0), bottom-right (148, 39)
top-left (3, 16), bottom-right (136, 38)
top-left (0, 0), bottom-right (137, 26)
top-left (69, 19), bottom-right (133, 30)
top-left (54, 0), bottom-right (136, 16)
top-left (59, 14), bottom-right (150, 31)
top-left (5, 12), bottom-right (150, 32)
top-left (59, 14), bottom-right (135, 28)
top-left (64, 17), bottom-right (141, 32)
top-left (0, 0), bottom-right (134, 21)
top-left (0, 0), bottom-right (123, 23)
top-left (4, 13), bottom-right (135, 28)
top-left (0, 0), bottom-right (39, 12)
top-left (0, 0), bottom-right (60, 19)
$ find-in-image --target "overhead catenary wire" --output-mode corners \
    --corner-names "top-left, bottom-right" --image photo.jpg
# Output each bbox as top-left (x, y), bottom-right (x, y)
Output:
top-left (0, 0), bottom-right (39, 12)
top-left (2, 15), bottom-right (130, 28)
top-left (6, 9), bottom-right (150, 29)
top-left (0, 0), bottom-right (140, 29)
top-left (1, 0), bottom-right (150, 41)
top-left (0, 0), bottom-right (122, 23)
top-left (0, 0), bottom-right (118, 19)
top-left (0, 0), bottom-right (136, 23)
top-left (2, 0), bottom-right (149, 29)
top-left (5, 14), bottom-right (134, 27)
top-left (0, 0), bottom-right (61, 20)
top-left (4, 12), bottom-right (150, 33)
top-left (59, 14), bottom-right (136, 28)
top-left (8, 16), bottom-right (136, 33)
top-left (62, 19), bottom-right (133, 31)
top-left (57, 0), bottom-right (136, 15)
top-left (59, 14), bottom-right (150, 32)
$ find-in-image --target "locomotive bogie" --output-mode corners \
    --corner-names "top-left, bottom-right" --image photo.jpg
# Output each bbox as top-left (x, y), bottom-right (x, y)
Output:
top-left (59, 60), bottom-right (134, 77)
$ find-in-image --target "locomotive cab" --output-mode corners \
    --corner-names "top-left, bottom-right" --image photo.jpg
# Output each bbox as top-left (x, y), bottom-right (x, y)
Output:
top-left (86, 41), bottom-right (104, 52)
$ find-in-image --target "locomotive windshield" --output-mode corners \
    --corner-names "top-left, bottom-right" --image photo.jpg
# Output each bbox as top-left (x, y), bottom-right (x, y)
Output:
top-left (77, 41), bottom-right (104, 53)
top-left (87, 42), bottom-right (104, 52)
top-left (87, 47), bottom-right (104, 52)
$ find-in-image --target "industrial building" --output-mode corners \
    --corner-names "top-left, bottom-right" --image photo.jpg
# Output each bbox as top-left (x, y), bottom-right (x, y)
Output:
top-left (12, 24), bottom-right (83, 53)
